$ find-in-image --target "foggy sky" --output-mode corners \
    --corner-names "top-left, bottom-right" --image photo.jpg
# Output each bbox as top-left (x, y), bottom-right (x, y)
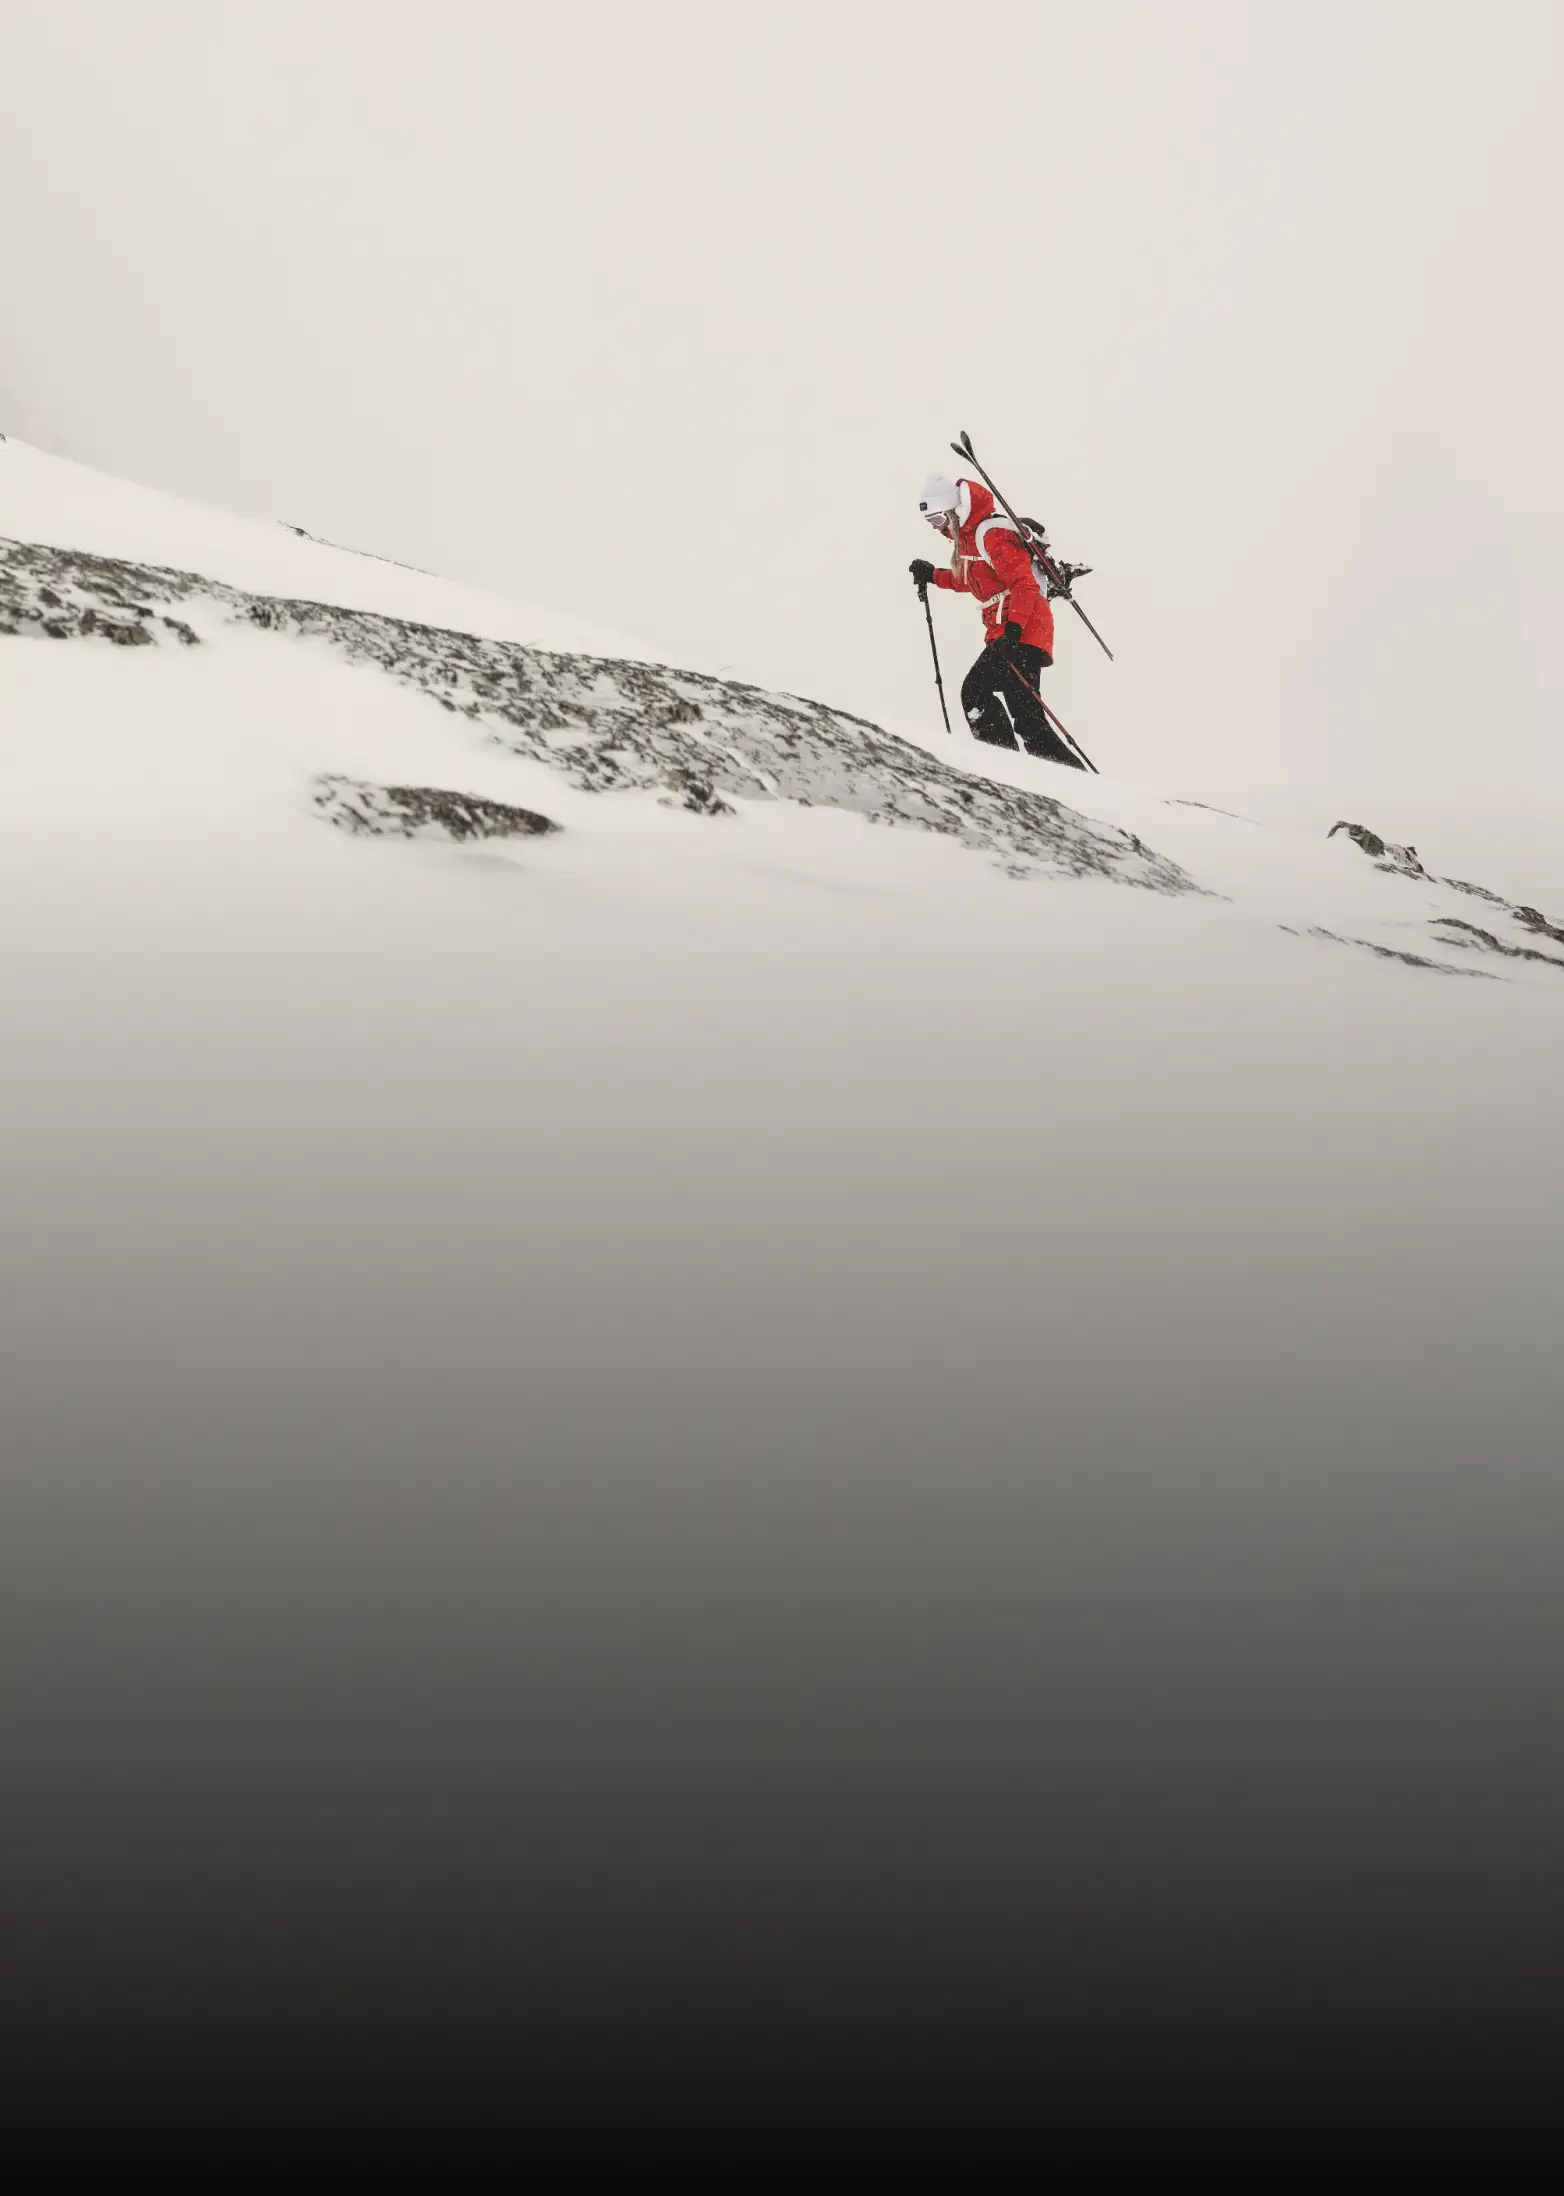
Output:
top-left (2, 1), bottom-right (1561, 829)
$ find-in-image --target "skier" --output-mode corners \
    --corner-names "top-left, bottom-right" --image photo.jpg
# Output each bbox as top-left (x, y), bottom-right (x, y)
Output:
top-left (909, 474), bottom-right (1083, 769)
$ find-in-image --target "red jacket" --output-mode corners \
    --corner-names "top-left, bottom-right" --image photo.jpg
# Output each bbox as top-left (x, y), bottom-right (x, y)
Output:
top-left (932, 479), bottom-right (1054, 657)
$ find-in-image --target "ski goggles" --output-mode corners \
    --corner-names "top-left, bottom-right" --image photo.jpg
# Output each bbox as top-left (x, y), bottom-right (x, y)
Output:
top-left (922, 508), bottom-right (954, 528)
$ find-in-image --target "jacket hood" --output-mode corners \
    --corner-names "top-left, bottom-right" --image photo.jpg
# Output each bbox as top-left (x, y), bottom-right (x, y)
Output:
top-left (956, 478), bottom-right (994, 532)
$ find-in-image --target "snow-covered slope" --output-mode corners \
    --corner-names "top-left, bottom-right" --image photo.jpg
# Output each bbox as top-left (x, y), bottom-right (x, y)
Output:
top-left (5, 440), bottom-right (1563, 2089)
top-left (6, 437), bottom-right (1559, 975)
top-left (5, 432), bottom-right (1561, 1459)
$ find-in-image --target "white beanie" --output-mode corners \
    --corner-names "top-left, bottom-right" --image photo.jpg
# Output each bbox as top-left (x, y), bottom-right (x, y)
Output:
top-left (919, 473), bottom-right (959, 516)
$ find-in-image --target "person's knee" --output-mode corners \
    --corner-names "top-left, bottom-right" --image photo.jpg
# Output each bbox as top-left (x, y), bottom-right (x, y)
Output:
top-left (959, 668), bottom-right (989, 715)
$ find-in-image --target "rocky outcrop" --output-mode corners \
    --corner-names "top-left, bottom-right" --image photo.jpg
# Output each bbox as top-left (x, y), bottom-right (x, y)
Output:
top-left (659, 766), bottom-right (735, 817)
top-left (313, 775), bottom-right (559, 842)
top-left (1289, 925), bottom-right (1494, 977)
top-left (1328, 819), bottom-right (1564, 975)
top-left (1429, 918), bottom-right (1564, 971)
top-left (1514, 904), bottom-right (1564, 949)
top-left (0, 535), bottom-right (1195, 897)
top-left (1328, 819), bottom-right (1428, 877)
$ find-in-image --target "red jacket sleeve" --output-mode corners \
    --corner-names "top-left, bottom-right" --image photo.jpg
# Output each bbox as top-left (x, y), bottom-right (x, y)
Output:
top-left (931, 565), bottom-right (970, 595)
top-left (983, 527), bottom-right (1046, 631)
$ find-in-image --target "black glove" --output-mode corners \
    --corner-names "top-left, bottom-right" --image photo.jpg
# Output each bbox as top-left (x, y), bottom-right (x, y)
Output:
top-left (909, 559), bottom-right (936, 589)
top-left (992, 620), bottom-right (1025, 656)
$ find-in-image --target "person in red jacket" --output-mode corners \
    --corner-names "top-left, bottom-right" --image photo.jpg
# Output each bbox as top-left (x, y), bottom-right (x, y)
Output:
top-left (909, 473), bottom-right (1082, 768)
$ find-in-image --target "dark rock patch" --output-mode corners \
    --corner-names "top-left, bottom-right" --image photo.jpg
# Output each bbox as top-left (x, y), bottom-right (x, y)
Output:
top-left (1288, 925), bottom-right (1493, 977)
top-left (1514, 905), bottom-right (1564, 948)
top-left (1430, 918), bottom-right (1564, 972)
top-left (1166, 797), bottom-right (1254, 821)
top-left (1440, 875), bottom-right (1512, 906)
top-left (1328, 818), bottom-right (1564, 974)
top-left (313, 775), bottom-right (560, 843)
top-left (1329, 820), bottom-right (1427, 877)
top-left (660, 766), bottom-right (734, 817)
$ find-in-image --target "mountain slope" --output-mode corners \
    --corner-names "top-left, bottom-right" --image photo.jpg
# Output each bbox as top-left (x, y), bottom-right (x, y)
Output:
top-left (0, 528), bottom-right (1190, 893)
top-left (6, 438), bottom-right (1559, 978)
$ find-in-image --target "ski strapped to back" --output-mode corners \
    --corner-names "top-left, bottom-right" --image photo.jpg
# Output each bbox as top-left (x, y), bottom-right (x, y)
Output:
top-left (950, 430), bottom-right (1115, 663)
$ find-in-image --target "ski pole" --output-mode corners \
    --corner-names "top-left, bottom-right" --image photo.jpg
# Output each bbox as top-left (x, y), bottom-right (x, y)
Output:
top-left (951, 430), bottom-right (1115, 662)
top-left (1036, 693), bottom-right (1098, 774)
top-left (1002, 658), bottom-right (1099, 774)
top-left (917, 581), bottom-right (953, 735)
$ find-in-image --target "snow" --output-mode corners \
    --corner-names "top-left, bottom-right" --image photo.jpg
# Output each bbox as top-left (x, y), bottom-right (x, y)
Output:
top-left (5, 438), bottom-right (1563, 2081)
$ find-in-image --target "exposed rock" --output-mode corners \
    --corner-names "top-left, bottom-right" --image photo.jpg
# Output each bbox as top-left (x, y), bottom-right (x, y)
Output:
top-left (1327, 817), bottom-right (1564, 977)
top-left (313, 775), bottom-right (560, 843)
top-left (1429, 918), bottom-right (1564, 972)
top-left (0, 571), bottom-right (157, 648)
top-left (1514, 905), bottom-right (1564, 948)
top-left (1165, 797), bottom-right (1253, 821)
top-left (1328, 820), bottom-right (1427, 876)
top-left (1290, 925), bottom-right (1494, 977)
top-left (80, 608), bottom-right (154, 647)
top-left (0, 534), bottom-right (1198, 897)
top-left (1440, 875), bottom-right (1511, 906)
top-left (660, 765), bottom-right (734, 817)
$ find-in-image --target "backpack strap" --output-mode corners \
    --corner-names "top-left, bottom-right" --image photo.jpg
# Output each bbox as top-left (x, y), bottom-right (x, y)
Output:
top-left (973, 513), bottom-right (1021, 567)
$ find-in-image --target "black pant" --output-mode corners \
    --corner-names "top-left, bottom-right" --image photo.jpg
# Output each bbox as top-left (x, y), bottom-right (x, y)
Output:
top-left (960, 642), bottom-right (1083, 768)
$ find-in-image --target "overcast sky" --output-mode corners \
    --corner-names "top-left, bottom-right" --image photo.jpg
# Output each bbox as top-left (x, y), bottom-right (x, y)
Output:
top-left (3, 0), bottom-right (1561, 834)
